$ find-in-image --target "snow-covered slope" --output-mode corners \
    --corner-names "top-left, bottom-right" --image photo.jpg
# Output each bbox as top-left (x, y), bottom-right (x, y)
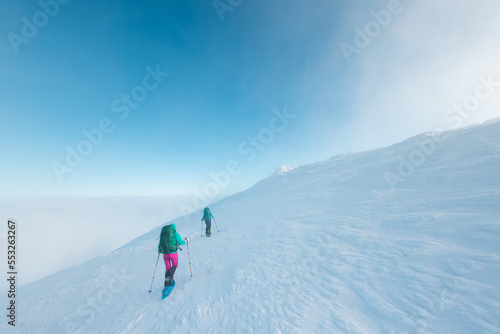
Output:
top-left (4, 120), bottom-right (500, 333)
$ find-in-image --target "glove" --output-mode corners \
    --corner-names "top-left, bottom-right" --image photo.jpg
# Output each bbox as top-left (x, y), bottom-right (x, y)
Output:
top-left (185, 237), bottom-right (189, 242)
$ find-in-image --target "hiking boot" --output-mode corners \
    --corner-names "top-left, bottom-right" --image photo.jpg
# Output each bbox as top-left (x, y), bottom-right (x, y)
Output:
top-left (164, 266), bottom-right (176, 287)
top-left (164, 268), bottom-right (175, 287)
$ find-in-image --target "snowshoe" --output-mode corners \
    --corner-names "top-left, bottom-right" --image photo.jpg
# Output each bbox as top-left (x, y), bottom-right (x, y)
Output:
top-left (162, 280), bottom-right (175, 300)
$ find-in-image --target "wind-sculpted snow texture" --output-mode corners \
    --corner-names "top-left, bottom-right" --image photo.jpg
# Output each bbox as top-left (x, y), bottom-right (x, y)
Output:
top-left (4, 120), bottom-right (500, 333)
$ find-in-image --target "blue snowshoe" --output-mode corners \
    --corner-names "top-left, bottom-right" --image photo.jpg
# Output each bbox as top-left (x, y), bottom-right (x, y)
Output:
top-left (162, 280), bottom-right (175, 299)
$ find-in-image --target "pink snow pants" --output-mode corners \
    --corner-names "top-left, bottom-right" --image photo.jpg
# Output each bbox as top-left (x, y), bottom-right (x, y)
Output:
top-left (163, 253), bottom-right (178, 271)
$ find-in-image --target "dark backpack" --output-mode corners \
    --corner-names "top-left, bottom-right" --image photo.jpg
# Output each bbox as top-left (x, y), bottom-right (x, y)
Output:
top-left (158, 224), bottom-right (177, 254)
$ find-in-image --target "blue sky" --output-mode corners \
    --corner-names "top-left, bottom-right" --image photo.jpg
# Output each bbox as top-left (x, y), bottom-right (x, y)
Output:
top-left (1, 0), bottom-right (500, 197)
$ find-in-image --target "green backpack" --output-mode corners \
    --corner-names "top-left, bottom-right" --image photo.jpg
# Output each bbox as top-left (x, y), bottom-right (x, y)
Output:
top-left (203, 207), bottom-right (212, 221)
top-left (158, 224), bottom-right (177, 254)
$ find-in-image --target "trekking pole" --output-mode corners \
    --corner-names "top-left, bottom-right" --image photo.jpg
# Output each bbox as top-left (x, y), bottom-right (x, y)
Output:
top-left (213, 217), bottom-right (220, 232)
top-left (200, 220), bottom-right (203, 237)
top-left (148, 253), bottom-right (160, 293)
top-left (186, 240), bottom-right (193, 277)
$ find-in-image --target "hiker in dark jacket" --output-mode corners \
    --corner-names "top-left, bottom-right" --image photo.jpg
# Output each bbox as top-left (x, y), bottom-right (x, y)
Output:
top-left (201, 207), bottom-right (214, 237)
top-left (158, 223), bottom-right (187, 287)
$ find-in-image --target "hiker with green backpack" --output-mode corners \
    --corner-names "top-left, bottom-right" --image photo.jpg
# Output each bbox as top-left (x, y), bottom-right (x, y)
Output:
top-left (158, 224), bottom-right (188, 287)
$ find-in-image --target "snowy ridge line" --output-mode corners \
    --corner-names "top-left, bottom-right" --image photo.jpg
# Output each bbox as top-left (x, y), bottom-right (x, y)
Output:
top-left (2, 120), bottom-right (500, 333)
